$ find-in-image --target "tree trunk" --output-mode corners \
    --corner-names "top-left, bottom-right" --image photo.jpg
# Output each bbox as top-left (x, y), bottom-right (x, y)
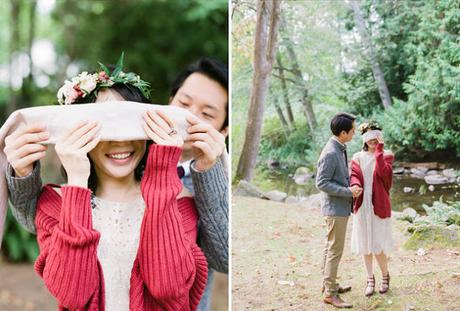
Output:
top-left (21, 0), bottom-right (37, 108)
top-left (274, 97), bottom-right (290, 139)
top-left (235, 0), bottom-right (281, 182)
top-left (275, 54), bottom-right (295, 130)
top-left (8, 0), bottom-right (21, 115)
top-left (301, 88), bottom-right (316, 131)
top-left (351, 0), bottom-right (392, 109)
top-left (279, 14), bottom-right (317, 130)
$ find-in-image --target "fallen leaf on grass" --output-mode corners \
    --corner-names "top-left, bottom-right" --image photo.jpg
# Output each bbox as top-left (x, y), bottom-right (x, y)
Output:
top-left (447, 250), bottom-right (459, 256)
top-left (417, 248), bottom-right (427, 256)
top-left (434, 281), bottom-right (443, 288)
top-left (278, 280), bottom-right (295, 286)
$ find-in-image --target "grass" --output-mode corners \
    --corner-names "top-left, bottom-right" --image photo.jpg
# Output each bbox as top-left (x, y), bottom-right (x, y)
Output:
top-left (232, 196), bottom-right (460, 311)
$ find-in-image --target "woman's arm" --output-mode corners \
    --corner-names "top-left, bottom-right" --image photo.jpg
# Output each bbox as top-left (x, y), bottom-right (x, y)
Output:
top-left (350, 159), bottom-right (363, 188)
top-left (34, 186), bottom-right (101, 309)
top-left (191, 158), bottom-right (228, 273)
top-left (135, 144), bottom-right (207, 310)
top-left (374, 143), bottom-right (394, 189)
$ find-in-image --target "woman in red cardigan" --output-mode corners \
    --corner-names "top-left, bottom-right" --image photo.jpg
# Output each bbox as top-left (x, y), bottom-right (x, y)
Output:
top-left (34, 65), bottom-right (207, 310)
top-left (350, 121), bottom-right (394, 297)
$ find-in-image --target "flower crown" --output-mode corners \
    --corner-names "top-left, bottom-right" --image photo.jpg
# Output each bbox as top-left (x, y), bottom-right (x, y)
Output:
top-left (57, 52), bottom-right (151, 105)
top-left (359, 120), bottom-right (382, 135)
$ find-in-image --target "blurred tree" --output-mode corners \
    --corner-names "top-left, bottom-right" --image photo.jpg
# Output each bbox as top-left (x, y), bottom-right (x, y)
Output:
top-left (235, 0), bottom-right (281, 182)
top-left (52, 0), bottom-right (228, 104)
top-left (350, 0), bottom-right (392, 109)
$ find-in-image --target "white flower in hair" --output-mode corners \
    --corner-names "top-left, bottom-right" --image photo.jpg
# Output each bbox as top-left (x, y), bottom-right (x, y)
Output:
top-left (57, 80), bottom-right (74, 105)
top-left (77, 72), bottom-right (98, 95)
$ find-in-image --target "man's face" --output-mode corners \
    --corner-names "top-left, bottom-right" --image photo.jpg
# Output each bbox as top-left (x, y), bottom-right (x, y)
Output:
top-left (169, 72), bottom-right (228, 134)
top-left (341, 121), bottom-right (355, 143)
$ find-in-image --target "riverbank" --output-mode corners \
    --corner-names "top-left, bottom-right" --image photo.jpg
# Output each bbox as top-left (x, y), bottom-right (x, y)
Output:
top-left (232, 196), bottom-right (460, 310)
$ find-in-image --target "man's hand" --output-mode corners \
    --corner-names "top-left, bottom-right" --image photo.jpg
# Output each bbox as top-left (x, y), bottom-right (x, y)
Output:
top-left (186, 114), bottom-right (226, 172)
top-left (349, 185), bottom-right (363, 198)
top-left (4, 124), bottom-right (49, 177)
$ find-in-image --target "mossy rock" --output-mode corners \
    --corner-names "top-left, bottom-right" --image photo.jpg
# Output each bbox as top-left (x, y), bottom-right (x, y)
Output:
top-left (404, 224), bottom-right (460, 250)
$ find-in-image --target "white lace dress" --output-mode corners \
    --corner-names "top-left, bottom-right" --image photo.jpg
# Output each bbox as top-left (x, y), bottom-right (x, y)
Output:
top-left (351, 151), bottom-right (393, 255)
top-left (92, 196), bottom-right (145, 311)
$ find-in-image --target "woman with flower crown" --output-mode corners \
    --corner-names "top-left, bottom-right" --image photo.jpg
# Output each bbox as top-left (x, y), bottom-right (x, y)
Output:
top-left (31, 56), bottom-right (208, 310)
top-left (350, 121), bottom-right (394, 297)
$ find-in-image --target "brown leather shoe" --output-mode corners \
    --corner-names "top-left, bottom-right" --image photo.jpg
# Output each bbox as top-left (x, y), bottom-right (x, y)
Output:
top-left (321, 285), bottom-right (352, 294)
top-left (323, 295), bottom-right (353, 308)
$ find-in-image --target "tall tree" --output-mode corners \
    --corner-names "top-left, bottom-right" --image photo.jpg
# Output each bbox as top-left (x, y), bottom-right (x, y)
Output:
top-left (350, 0), bottom-right (392, 109)
top-left (273, 95), bottom-right (291, 139)
top-left (8, 0), bottom-right (20, 115)
top-left (279, 14), bottom-right (317, 130)
top-left (275, 53), bottom-right (295, 130)
top-left (235, 0), bottom-right (281, 182)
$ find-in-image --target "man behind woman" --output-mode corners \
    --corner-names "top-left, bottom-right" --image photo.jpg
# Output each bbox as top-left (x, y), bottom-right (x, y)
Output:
top-left (4, 57), bottom-right (229, 310)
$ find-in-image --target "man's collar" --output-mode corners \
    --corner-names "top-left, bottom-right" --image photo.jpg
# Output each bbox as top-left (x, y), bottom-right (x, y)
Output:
top-left (331, 136), bottom-right (347, 150)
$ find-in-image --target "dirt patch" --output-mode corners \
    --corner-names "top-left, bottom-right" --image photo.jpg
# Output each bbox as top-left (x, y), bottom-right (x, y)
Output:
top-left (0, 259), bottom-right (228, 310)
top-left (232, 196), bottom-right (460, 311)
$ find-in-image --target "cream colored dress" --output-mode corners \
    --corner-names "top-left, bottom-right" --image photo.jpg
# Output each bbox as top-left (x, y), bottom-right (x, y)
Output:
top-left (92, 196), bottom-right (145, 311)
top-left (351, 151), bottom-right (393, 255)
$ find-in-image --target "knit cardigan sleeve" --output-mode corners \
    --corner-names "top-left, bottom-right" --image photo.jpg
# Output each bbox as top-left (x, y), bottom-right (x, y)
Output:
top-left (374, 143), bottom-right (394, 190)
top-left (6, 161), bottom-right (42, 233)
top-left (34, 185), bottom-right (102, 310)
top-left (190, 158), bottom-right (228, 273)
top-left (130, 144), bottom-right (208, 310)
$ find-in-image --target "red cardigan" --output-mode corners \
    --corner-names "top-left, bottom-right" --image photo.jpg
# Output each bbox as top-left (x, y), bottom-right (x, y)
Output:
top-left (34, 144), bottom-right (208, 310)
top-left (350, 143), bottom-right (394, 219)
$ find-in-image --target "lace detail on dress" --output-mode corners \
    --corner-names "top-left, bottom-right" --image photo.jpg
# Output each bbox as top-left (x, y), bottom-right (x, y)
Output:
top-left (351, 151), bottom-right (393, 255)
top-left (92, 196), bottom-right (145, 311)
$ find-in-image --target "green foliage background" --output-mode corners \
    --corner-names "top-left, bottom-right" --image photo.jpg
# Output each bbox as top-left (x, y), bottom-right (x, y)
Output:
top-left (232, 0), bottom-right (460, 178)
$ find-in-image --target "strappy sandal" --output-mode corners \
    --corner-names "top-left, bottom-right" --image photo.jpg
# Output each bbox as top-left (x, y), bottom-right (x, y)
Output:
top-left (365, 275), bottom-right (375, 297)
top-left (379, 273), bottom-right (390, 294)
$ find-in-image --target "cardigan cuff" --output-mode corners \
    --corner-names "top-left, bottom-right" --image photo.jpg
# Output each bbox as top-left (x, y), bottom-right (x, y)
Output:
top-left (6, 161), bottom-right (42, 198)
top-left (190, 158), bottom-right (228, 213)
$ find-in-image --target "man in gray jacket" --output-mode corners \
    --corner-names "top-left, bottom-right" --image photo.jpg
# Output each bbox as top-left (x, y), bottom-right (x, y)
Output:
top-left (4, 58), bottom-right (228, 311)
top-left (316, 112), bottom-right (362, 308)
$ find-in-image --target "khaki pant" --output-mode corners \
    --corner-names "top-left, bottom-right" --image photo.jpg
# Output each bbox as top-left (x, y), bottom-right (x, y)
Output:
top-left (321, 216), bottom-right (348, 296)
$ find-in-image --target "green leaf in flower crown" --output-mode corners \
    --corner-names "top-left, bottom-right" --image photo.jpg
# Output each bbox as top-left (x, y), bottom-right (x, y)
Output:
top-left (111, 52), bottom-right (125, 78)
top-left (98, 62), bottom-right (110, 75)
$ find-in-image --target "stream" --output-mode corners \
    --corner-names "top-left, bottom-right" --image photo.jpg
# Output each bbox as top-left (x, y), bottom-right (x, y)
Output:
top-left (253, 165), bottom-right (460, 214)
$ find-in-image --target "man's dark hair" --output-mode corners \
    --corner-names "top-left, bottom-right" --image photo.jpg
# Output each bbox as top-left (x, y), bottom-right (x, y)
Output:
top-left (170, 58), bottom-right (228, 129)
top-left (330, 113), bottom-right (356, 136)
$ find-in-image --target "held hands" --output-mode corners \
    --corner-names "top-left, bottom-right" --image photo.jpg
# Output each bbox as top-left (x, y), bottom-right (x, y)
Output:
top-left (185, 114), bottom-right (226, 172)
top-left (4, 124), bottom-right (49, 177)
top-left (349, 185), bottom-right (363, 198)
top-left (143, 110), bottom-right (183, 147)
top-left (55, 121), bottom-right (101, 188)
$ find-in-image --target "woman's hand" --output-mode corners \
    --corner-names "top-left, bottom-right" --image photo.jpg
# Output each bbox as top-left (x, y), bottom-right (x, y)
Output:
top-left (143, 110), bottom-right (183, 147)
top-left (377, 135), bottom-right (384, 144)
top-left (4, 124), bottom-right (49, 177)
top-left (55, 121), bottom-right (101, 188)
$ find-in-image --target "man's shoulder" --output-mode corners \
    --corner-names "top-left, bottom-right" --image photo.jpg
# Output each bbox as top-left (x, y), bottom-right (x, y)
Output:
top-left (319, 141), bottom-right (340, 160)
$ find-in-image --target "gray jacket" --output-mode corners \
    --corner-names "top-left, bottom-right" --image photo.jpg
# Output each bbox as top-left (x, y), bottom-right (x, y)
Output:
top-left (315, 138), bottom-right (353, 217)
